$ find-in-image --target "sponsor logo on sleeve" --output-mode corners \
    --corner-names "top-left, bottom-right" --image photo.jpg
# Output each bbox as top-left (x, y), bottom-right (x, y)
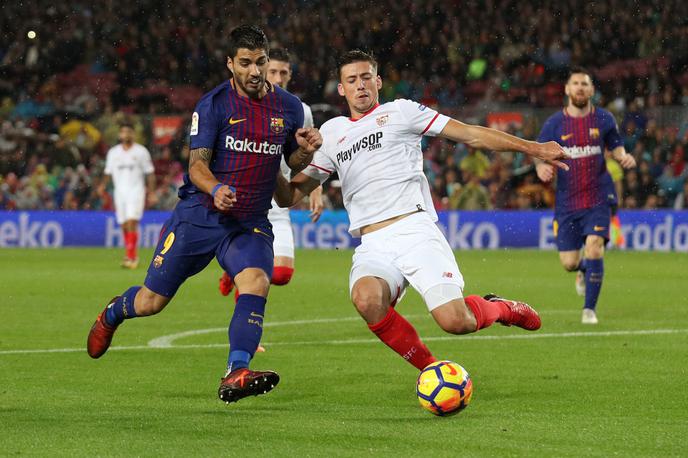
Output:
top-left (190, 112), bottom-right (199, 135)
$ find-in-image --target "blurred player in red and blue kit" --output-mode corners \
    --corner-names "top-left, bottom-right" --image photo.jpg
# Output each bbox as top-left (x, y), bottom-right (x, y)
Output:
top-left (86, 25), bottom-right (322, 403)
top-left (537, 67), bottom-right (635, 324)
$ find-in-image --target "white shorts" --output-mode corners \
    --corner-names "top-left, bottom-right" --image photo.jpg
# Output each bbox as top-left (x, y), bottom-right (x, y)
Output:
top-left (114, 191), bottom-right (145, 225)
top-left (349, 212), bottom-right (465, 311)
top-left (268, 204), bottom-right (294, 259)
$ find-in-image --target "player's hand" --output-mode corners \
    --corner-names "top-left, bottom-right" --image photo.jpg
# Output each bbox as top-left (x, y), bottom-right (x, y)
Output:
top-left (532, 141), bottom-right (570, 171)
top-left (617, 153), bottom-right (636, 169)
top-left (295, 127), bottom-right (323, 153)
top-left (309, 186), bottom-right (324, 222)
top-left (535, 162), bottom-right (555, 182)
top-left (214, 185), bottom-right (237, 211)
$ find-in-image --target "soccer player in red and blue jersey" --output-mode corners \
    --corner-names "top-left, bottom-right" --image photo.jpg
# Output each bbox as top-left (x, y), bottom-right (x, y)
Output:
top-left (86, 25), bottom-right (322, 403)
top-left (536, 67), bottom-right (635, 324)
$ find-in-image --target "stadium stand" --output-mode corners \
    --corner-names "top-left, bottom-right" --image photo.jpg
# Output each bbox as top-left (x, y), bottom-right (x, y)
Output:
top-left (1, 0), bottom-right (687, 211)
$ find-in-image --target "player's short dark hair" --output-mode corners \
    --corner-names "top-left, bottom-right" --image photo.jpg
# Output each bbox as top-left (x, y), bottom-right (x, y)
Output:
top-left (228, 25), bottom-right (269, 59)
top-left (119, 122), bottom-right (134, 130)
top-left (337, 49), bottom-right (378, 78)
top-left (567, 66), bottom-right (593, 83)
top-left (270, 48), bottom-right (291, 63)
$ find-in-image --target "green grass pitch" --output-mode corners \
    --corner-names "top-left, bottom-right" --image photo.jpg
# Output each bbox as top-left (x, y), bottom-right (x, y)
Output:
top-left (1, 248), bottom-right (687, 456)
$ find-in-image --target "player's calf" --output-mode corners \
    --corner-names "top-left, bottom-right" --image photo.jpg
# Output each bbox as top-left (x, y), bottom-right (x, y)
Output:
top-left (431, 299), bottom-right (477, 334)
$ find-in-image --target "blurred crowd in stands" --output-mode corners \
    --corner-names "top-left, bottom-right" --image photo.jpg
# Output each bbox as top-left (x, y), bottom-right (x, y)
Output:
top-left (1, 0), bottom-right (687, 212)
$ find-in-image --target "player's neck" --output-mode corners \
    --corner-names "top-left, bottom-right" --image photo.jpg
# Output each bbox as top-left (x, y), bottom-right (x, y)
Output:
top-left (349, 102), bottom-right (380, 121)
top-left (565, 103), bottom-right (592, 118)
top-left (122, 142), bottom-right (133, 150)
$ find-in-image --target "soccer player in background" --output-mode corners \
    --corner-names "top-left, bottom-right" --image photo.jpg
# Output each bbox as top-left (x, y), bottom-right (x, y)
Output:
top-left (536, 67), bottom-right (636, 324)
top-left (87, 25), bottom-right (322, 403)
top-left (103, 123), bottom-right (155, 269)
top-left (219, 47), bottom-right (324, 301)
top-left (274, 50), bottom-right (569, 372)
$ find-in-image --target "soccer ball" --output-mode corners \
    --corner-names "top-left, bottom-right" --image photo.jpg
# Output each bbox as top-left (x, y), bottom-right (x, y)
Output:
top-left (416, 360), bottom-right (472, 416)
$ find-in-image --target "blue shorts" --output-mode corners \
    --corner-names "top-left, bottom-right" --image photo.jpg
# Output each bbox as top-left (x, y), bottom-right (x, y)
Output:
top-left (144, 199), bottom-right (274, 297)
top-left (554, 205), bottom-right (611, 252)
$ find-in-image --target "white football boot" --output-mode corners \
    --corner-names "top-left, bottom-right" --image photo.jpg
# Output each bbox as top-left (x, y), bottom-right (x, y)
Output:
top-left (581, 308), bottom-right (598, 324)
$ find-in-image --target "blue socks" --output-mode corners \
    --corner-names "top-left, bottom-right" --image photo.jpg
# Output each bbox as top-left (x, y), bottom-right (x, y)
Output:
top-left (227, 294), bottom-right (266, 372)
top-left (578, 258), bottom-right (587, 273)
top-left (584, 259), bottom-right (604, 310)
top-left (104, 286), bottom-right (141, 327)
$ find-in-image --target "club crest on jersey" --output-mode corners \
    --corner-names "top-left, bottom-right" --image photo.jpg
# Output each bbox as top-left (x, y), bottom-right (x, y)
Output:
top-left (270, 117), bottom-right (285, 134)
top-left (376, 114), bottom-right (389, 127)
top-left (589, 128), bottom-right (600, 138)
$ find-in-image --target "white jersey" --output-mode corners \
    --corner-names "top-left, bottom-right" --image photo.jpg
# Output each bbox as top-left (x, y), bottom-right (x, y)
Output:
top-left (104, 143), bottom-right (154, 195)
top-left (277, 102), bottom-right (315, 179)
top-left (302, 99), bottom-right (450, 236)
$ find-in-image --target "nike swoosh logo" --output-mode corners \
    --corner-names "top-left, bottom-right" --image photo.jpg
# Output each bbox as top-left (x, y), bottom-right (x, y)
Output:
top-left (561, 134), bottom-right (573, 141)
top-left (253, 227), bottom-right (269, 237)
top-left (229, 117), bottom-right (246, 125)
top-left (250, 312), bottom-right (264, 319)
top-left (593, 226), bottom-right (606, 231)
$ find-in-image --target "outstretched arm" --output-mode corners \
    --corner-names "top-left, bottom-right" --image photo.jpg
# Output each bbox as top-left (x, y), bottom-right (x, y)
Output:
top-left (188, 147), bottom-right (236, 211)
top-left (438, 119), bottom-right (570, 170)
top-left (274, 171), bottom-right (321, 208)
top-left (287, 127), bottom-right (323, 172)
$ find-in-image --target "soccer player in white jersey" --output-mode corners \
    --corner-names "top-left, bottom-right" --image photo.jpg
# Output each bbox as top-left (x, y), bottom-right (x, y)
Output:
top-left (104, 123), bottom-right (155, 269)
top-left (219, 48), bottom-right (324, 297)
top-left (274, 50), bottom-right (570, 372)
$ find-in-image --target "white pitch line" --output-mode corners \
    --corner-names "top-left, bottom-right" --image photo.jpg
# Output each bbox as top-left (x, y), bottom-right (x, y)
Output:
top-left (147, 315), bottom-right (377, 348)
top-left (0, 328), bottom-right (686, 356)
top-left (148, 310), bottom-right (578, 348)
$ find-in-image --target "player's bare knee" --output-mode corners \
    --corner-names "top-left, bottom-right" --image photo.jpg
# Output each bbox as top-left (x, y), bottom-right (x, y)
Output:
top-left (351, 288), bottom-right (387, 322)
top-left (585, 237), bottom-right (605, 259)
top-left (562, 260), bottom-right (580, 272)
top-left (235, 268), bottom-right (270, 296)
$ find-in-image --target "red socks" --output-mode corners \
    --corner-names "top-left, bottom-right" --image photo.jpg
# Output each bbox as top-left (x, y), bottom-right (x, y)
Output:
top-left (368, 308), bottom-right (436, 370)
top-left (271, 266), bottom-right (294, 285)
top-left (123, 231), bottom-right (138, 260)
top-left (464, 295), bottom-right (509, 330)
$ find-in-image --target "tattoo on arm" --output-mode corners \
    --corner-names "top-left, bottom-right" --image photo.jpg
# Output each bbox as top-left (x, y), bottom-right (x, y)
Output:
top-left (189, 148), bottom-right (212, 166)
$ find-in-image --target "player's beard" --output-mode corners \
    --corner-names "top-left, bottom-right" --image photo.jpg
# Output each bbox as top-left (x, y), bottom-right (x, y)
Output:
top-left (570, 95), bottom-right (590, 109)
top-left (239, 75), bottom-right (265, 99)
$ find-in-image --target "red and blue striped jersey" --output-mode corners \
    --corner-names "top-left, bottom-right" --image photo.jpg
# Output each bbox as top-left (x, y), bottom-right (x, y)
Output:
top-left (537, 107), bottom-right (623, 213)
top-left (182, 79), bottom-right (304, 220)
